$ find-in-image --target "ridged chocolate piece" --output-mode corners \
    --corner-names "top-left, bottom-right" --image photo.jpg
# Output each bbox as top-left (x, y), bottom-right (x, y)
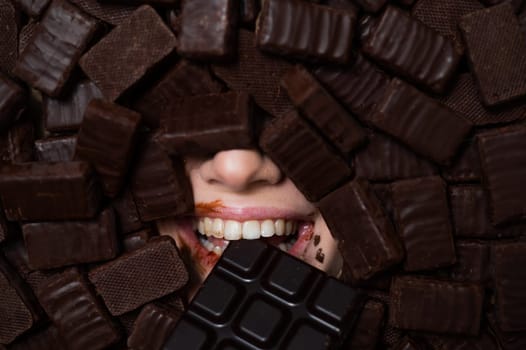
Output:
top-left (0, 0), bottom-right (18, 75)
top-left (43, 79), bottom-right (103, 132)
top-left (178, 0), bottom-right (237, 60)
top-left (37, 268), bottom-right (121, 349)
top-left (88, 236), bottom-right (189, 316)
top-left (0, 117), bottom-right (34, 164)
top-left (131, 139), bottom-right (193, 222)
top-left (442, 138), bottom-right (482, 182)
top-left (212, 29), bottom-right (294, 118)
top-left (75, 99), bottom-right (141, 197)
top-left (122, 228), bottom-right (155, 252)
top-left (353, 0), bottom-right (387, 13)
top-left (478, 126), bottom-right (526, 225)
top-left (0, 73), bottom-right (26, 132)
top-left (259, 110), bottom-right (352, 202)
top-left (459, 3), bottom-right (526, 106)
top-left (111, 189), bottom-right (143, 234)
top-left (15, 0), bottom-right (50, 17)
top-left (166, 239), bottom-right (365, 349)
top-left (371, 78), bottom-right (472, 165)
top-left (69, 0), bottom-right (135, 26)
top-left (80, 5), bottom-right (177, 101)
top-left (318, 179), bottom-right (404, 281)
top-left (354, 131), bottom-right (437, 182)
top-left (256, 0), bottom-right (357, 64)
top-left (0, 161), bottom-right (101, 221)
top-left (13, 0), bottom-right (98, 97)
top-left (134, 60), bottom-right (222, 128)
top-left (493, 242), bottom-right (526, 332)
top-left (314, 54), bottom-right (390, 125)
top-left (158, 92), bottom-right (256, 155)
top-left (346, 299), bottom-right (385, 350)
top-left (240, 0), bottom-right (259, 25)
top-left (451, 241), bottom-right (491, 285)
top-left (9, 326), bottom-right (67, 350)
top-left (35, 135), bottom-right (77, 162)
top-left (22, 208), bottom-right (118, 269)
top-left (389, 276), bottom-right (484, 335)
top-left (281, 65), bottom-right (366, 155)
top-left (362, 6), bottom-right (461, 94)
top-left (391, 176), bottom-right (456, 271)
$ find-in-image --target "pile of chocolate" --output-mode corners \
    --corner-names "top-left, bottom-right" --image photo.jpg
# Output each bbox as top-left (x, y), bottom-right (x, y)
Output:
top-left (1, 0), bottom-right (526, 348)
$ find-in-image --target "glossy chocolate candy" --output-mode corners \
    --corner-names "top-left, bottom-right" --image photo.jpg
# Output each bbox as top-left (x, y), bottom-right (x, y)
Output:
top-left (15, 0), bottom-right (50, 18)
top-left (69, 0), bottom-right (136, 26)
top-left (34, 135), bottom-right (77, 162)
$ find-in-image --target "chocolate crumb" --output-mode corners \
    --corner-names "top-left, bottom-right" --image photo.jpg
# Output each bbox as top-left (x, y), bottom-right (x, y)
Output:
top-left (316, 248), bottom-right (325, 263)
top-left (313, 235), bottom-right (320, 246)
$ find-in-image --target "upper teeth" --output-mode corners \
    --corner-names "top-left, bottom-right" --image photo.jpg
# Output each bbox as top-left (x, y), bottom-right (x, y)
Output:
top-left (197, 217), bottom-right (297, 240)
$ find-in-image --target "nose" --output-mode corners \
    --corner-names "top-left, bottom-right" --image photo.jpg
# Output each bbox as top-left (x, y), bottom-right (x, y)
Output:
top-left (199, 149), bottom-right (283, 192)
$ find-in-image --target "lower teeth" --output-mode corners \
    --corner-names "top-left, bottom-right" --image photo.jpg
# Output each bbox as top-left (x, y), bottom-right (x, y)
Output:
top-left (197, 231), bottom-right (298, 255)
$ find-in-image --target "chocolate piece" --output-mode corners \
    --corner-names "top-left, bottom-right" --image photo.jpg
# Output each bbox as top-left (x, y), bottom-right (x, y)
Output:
top-left (362, 6), bottom-right (461, 94)
top-left (240, 0), bottom-right (259, 25)
top-left (8, 326), bottom-right (67, 350)
top-left (493, 242), bottom-right (526, 332)
top-left (122, 228), bottom-right (155, 252)
top-left (37, 268), bottom-right (121, 349)
top-left (0, 117), bottom-right (34, 164)
top-left (391, 176), bottom-right (456, 271)
top-left (165, 239), bottom-right (364, 349)
top-left (75, 99), bottom-right (141, 197)
top-left (488, 311), bottom-right (526, 350)
top-left (131, 139), bottom-right (193, 222)
top-left (346, 299), bottom-right (385, 350)
top-left (112, 189), bottom-right (143, 234)
top-left (371, 78), bottom-right (472, 165)
top-left (2, 240), bottom-right (30, 279)
top-left (389, 276), bottom-right (484, 335)
top-left (158, 92), bottom-right (256, 155)
top-left (43, 79), bottom-right (103, 132)
top-left (0, 0), bottom-right (18, 75)
top-left (80, 5), bottom-right (177, 101)
top-left (69, 0), bottom-right (135, 26)
top-left (422, 328), bottom-right (500, 350)
top-left (119, 309), bottom-right (141, 336)
top-left (18, 20), bottom-right (38, 55)
top-left (178, 0), bottom-right (237, 60)
top-left (259, 110), bottom-right (352, 202)
top-left (256, 0), bottom-right (357, 64)
top-left (88, 236), bottom-right (188, 316)
top-left (353, 0), bottom-right (387, 13)
top-left (0, 161), bottom-right (101, 221)
top-left (397, 0), bottom-right (416, 5)
top-left (281, 65), bottom-right (366, 155)
top-left (393, 337), bottom-right (425, 350)
top-left (451, 241), bottom-right (491, 285)
top-left (212, 29), bottom-right (294, 118)
top-left (318, 179), bottom-right (404, 281)
top-left (15, 0), bottom-right (50, 17)
top-left (0, 73), bottom-right (26, 132)
top-left (13, 0), bottom-right (98, 97)
top-left (459, 3), bottom-right (526, 106)
top-left (480, 0), bottom-right (524, 12)
top-left (35, 135), bottom-right (76, 162)
top-left (22, 208), bottom-right (118, 269)
top-left (372, 183), bottom-right (394, 219)
top-left (442, 138), bottom-right (482, 182)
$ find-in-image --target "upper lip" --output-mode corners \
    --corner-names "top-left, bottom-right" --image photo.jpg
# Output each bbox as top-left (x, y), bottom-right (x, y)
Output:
top-left (195, 205), bottom-right (314, 222)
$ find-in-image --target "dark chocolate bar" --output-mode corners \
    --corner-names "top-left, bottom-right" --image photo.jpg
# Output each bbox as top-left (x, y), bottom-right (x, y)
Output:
top-left (353, 0), bottom-right (387, 13)
top-left (0, 73), bottom-right (27, 133)
top-left (13, 0), bottom-right (98, 97)
top-left (361, 5), bottom-right (461, 94)
top-left (0, 117), bottom-right (34, 165)
top-left (256, 0), bottom-right (357, 64)
top-left (165, 239), bottom-right (365, 349)
top-left (111, 189), bottom-right (143, 234)
top-left (0, 161), bottom-right (102, 221)
top-left (34, 135), bottom-right (77, 162)
top-left (122, 228), bottom-right (156, 252)
top-left (281, 65), bottom-right (366, 155)
top-left (0, 0), bottom-right (18, 75)
top-left (450, 241), bottom-right (491, 285)
top-left (15, 0), bottom-right (50, 17)
top-left (346, 299), bottom-right (385, 349)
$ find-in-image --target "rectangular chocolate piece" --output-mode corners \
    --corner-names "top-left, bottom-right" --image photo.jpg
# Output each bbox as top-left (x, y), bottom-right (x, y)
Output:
top-left (35, 135), bottom-right (77, 162)
top-left (18, 20), bottom-right (37, 55)
top-left (0, 117), bottom-right (34, 165)
top-left (256, 0), bottom-right (357, 64)
top-left (442, 138), bottom-right (482, 183)
top-left (362, 6), bottom-right (461, 94)
top-left (22, 208), bottom-right (118, 269)
top-left (389, 276), bottom-right (484, 335)
top-left (158, 92), bottom-right (256, 155)
top-left (15, 0), bottom-right (50, 17)
top-left (371, 78), bottom-right (472, 165)
top-left (75, 99), bottom-right (141, 197)
top-left (13, 0), bottom-right (98, 97)
top-left (354, 0), bottom-right (387, 13)
top-left (80, 5), bottom-right (177, 101)
top-left (9, 326), bottom-right (67, 350)
top-left (346, 299), bottom-right (385, 350)
top-left (259, 110), bottom-right (352, 202)
top-left (178, 0), bottom-right (237, 60)
top-left (281, 65), bottom-right (366, 155)
top-left (88, 236), bottom-right (188, 316)
top-left (450, 241), bottom-right (491, 285)
top-left (37, 268), bottom-right (121, 349)
top-left (0, 73), bottom-right (26, 133)
top-left (493, 242), bottom-right (526, 332)
top-left (127, 303), bottom-right (181, 350)
top-left (69, 0), bottom-right (136, 26)
top-left (0, 0), bottom-right (19, 75)
top-left (391, 176), bottom-right (456, 271)
top-left (166, 239), bottom-right (365, 349)
top-left (240, 0), bottom-right (259, 25)
top-left (0, 205), bottom-right (15, 243)
top-left (318, 179), bottom-right (404, 281)
top-left (459, 3), bottom-right (526, 106)
top-left (0, 161), bottom-right (101, 221)
top-left (122, 228), bottom-right (155, 252)
top-left (111, 189), bottom-right (143, 234)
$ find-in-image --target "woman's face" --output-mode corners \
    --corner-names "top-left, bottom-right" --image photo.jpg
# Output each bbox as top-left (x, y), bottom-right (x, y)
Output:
top-left (157, 149), bottom-right (342, 291)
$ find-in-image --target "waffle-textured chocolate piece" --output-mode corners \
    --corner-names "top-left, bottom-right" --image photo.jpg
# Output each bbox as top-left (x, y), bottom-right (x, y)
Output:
top-left (346, 299), bottom-right (385, 349)
top-left (0, 161), bottom-right (101, 221)
top-left (353, 0), bottom-right (387, 13)
top-left (459, 3), bottom-right (526, 106)
top-left (80, 5), bottom-right (177, 101)
top-left (75, 99), bottom-right (141, 197)
top-left (15, 0), bottom-right (50, 17)
top-left (389, 276), bottom-right (484, 335)
top-left (22, 208), bottom-right (118, 269)
top-left (318, 179), bottom-right (404, 281)
top-left (35, 135), bottom-right (76, 162)
top-left (122, 228), bottom-right (155, 252)
top-left (281, 65), bottom-right (366, 155)
top-left (69, 0), bottom-right (135, 26)
top-left (256, 0), bottom-right (357, 64)
top-left (8, 326), bottom-right (67, 350)
top-left (165, 239), bottom-right (365, 349)
top-left (212, 29), bottom-right (294, 118)
top-left (362, 6), bottom-right (461, 94)
top-left (371, 78), bottom-right (472, 165)
top-left (493, 242), bottom-right (526, 332)
top-left (0, 73), bottom-right (26, 132)
top-left (259, 110), bottom-right (352, 202)
top-left (451, 241), bottom-right (491, 285)
top-left (442, 138), bottom-right (482, 182)
top-left (0, 0), bottom-right (18, 75)
top-left (18, 20), bottom-right (38, 55)
top-left (13, 0), bottom-right (98, 97)
top-left (0, 117), bottom-right (34, 164)
top-left (391, 176), bottom-right (456, 271)
top-left (88, 236), bottom-right (189, 316)
top-left (158, 92), bottom-right (256, 155)
top-left (111, 189), bottom-right (143, 234)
